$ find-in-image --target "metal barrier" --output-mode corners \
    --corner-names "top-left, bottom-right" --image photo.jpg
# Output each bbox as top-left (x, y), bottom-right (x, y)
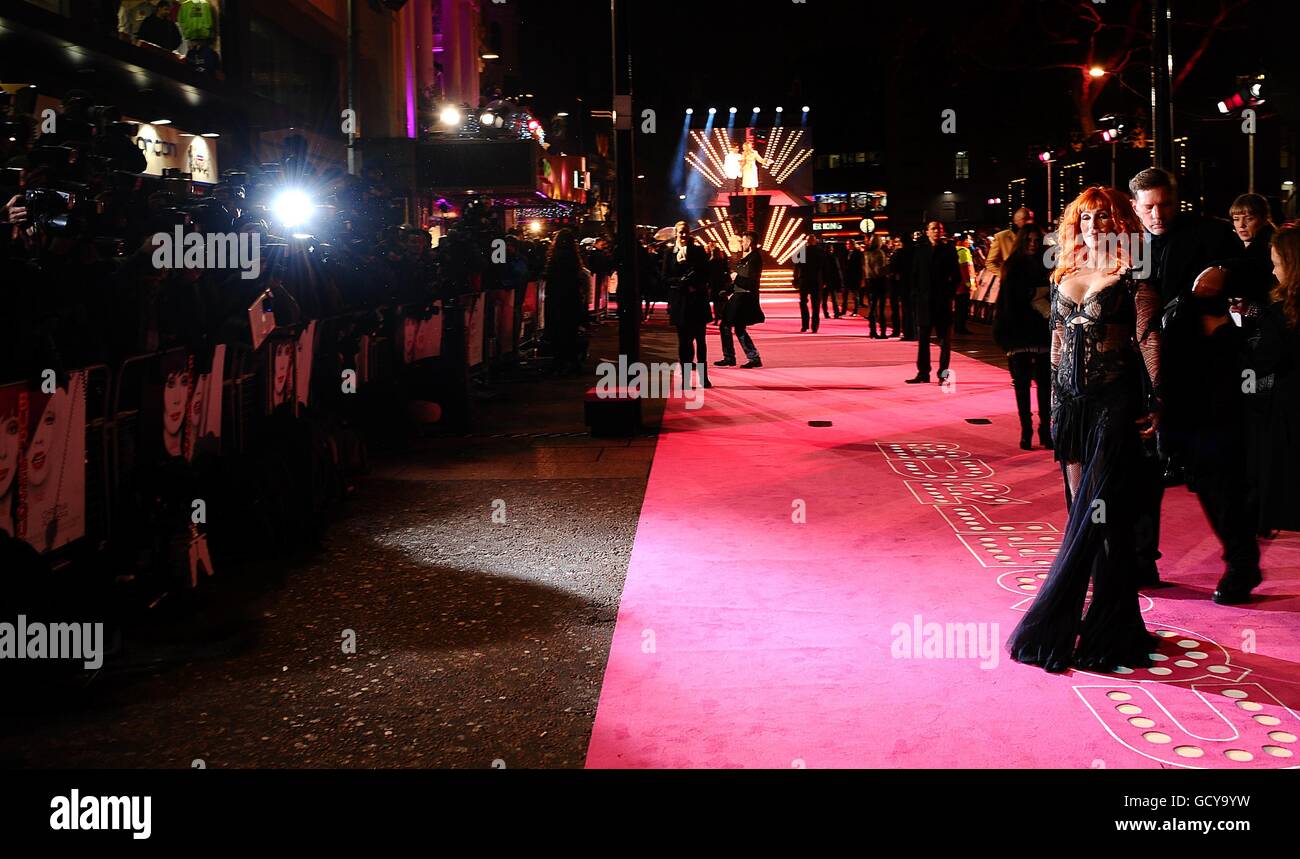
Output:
top-left (0, 286), bottom-right (555, 573)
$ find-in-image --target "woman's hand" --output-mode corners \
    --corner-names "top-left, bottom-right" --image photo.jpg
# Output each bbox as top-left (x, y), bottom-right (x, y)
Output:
top-left (1136, 410), bottom-right (1160, 441)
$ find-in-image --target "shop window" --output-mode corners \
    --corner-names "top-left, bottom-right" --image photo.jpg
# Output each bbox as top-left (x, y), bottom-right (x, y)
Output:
top-left (119, 0), bottom-right (223, 73)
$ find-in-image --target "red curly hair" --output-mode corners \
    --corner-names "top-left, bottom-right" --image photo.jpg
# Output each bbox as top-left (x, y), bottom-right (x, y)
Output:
top-left (1051, 185), bottom-right (1145, 284)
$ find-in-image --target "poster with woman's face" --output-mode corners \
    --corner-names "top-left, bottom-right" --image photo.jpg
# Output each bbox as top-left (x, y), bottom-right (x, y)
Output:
top-left (0, 384), bottom-right (21, 537)
top-left (269, 338), bottom-right (296, 411)
top-left (161, 354), bottom-right (194, 461)
top-left (18, 372), bottom-right (87, 553)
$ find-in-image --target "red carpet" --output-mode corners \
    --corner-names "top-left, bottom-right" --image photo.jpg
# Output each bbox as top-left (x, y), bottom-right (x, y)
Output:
top-left (586, 298), bottom-right (1300, 768)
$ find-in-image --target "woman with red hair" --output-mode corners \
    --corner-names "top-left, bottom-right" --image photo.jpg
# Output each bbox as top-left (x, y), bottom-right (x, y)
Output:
top-left (1007, 186), bottom-right (1163, 674)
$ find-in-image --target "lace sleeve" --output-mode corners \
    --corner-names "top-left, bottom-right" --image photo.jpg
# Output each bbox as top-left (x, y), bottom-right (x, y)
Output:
top-left (1134, 279), bottom-right (1162, 399)
top-left (1049, 282), bottom-right (1064, 370)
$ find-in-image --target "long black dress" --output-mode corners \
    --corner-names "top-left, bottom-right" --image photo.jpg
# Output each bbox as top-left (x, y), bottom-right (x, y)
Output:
top-left (1007, 272), bottom-right (1163, 674)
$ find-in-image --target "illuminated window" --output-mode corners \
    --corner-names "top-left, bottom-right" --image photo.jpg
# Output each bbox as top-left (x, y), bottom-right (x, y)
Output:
top-left (955, 151), bottom-right (970, 180)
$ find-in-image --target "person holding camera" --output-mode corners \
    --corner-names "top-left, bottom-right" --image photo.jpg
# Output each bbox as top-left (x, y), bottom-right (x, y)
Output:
top-left (714, 231), bottom-right (764, 369)
top-left (662, 221), bottom-right (713, 389)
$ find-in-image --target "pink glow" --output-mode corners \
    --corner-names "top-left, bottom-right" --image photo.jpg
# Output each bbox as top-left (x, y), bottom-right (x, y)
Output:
top-left (405, 24), bottom-right (417, 137)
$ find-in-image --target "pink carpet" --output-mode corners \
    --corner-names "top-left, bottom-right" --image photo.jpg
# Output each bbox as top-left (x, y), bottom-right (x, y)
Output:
top-left (586, 298), bottom-right (1300, 768)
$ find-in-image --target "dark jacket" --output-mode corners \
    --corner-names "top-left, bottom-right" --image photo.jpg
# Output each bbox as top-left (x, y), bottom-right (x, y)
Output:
top-left (137, 13), bottom-right (182, 51)
top-left (910, 238), bottom-right (961, 323)
top-left (993, 253), bottom-right (1051, 353)
top-left (1233, 225), bottom-right (1278, 303)
top-left (824, 246), bottom-right (844, 291)
top-left (1246, 301), bottom-right (1300, 530)
top-left (844, 249), bottom-right (865, 288)
top-left (661, 240), bottom-right (712, 328)
top-left (1146, 214), bottom-right (1239, 307)
top-left (888, 243), bottom-right (914, 292)
top-left (724, 249), bottom-right (765, 327)
top-left (1157, 216), bottom-right (1270, 435)
top-left (794, 242), bottom-right (828, 291)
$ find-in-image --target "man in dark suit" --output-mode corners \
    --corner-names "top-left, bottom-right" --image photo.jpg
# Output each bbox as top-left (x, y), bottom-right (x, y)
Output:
top-left (794, 231), bottom-right (827, 333)
top-left (1130, 167), bottom-right (1265, 603)
top-left (906, 221), bottom-right (961, 384)
top-left (715, 231), bottom-right (765, 368)
top-left (844, 239), bottom-right (865, 317)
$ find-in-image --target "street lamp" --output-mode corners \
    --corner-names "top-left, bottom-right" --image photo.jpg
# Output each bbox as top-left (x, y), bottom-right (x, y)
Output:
top-left (1089, 66), bottom-right (1105, 78)
top-left (1038, 151), bottom-right (1055, 225)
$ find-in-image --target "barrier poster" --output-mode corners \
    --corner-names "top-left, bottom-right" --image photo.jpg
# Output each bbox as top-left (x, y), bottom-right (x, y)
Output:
top-left (401, 304), bottom-right (443, 364)
top-left (466, 293), bottom-right (486, 368)
top-left (9, 372), bottom-right (88, 554)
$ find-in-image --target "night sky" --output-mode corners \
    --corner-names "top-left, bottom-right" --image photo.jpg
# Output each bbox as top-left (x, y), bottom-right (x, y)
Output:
top-left (511, 0), bottom-right (1300, 223)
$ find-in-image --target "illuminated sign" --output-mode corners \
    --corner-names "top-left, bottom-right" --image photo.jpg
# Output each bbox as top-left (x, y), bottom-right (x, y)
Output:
top-left (132, 122), bottom-right (219, 181)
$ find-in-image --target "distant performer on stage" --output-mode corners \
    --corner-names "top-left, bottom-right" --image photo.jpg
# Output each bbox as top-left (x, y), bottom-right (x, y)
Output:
top-left (724, 144), bottom-right (743, 195)
top-left (715, 231), bottom-right (765, 369)
top-left (740, 140), bottom-right (768, 195)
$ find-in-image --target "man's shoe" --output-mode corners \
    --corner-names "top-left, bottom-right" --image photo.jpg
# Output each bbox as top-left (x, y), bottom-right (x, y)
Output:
top-left (800, 326), bottom-right (809, 333)
top-left (1039, 427), bottom-right (1054, 450)
top-left (1136, 562), bottom-right (1164, 589)
top-left (740, 359), bottom-right (763, 369)
top-left (1213, 569), bottom-right (1262, 605)
top-left (714, 359), bottom-right (736, 367)
top-left (905, 374), bottom-right (930, 384)
top-left (1020, 430), bottom-right (1033, 451)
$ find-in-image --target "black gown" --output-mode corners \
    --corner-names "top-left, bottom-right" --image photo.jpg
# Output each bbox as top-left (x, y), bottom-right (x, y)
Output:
top-left (1007, 272), bottom-right (1163, 674)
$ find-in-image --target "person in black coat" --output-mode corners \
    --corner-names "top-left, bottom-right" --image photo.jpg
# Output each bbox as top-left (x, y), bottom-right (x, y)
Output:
top-left (137, 1), bottom-right (182, 51)
top-left (844, 240), bottom-right (866, 318)
top-left (794, 231), bottom-right (827, 333)
top-left (906, 221), bottom-right (961, 383)
top-left (706, 243), bottom-right (731, 325)
top-left (661, 222), bottom-right (713, 389)
top-left (1230, 193), bottom-right (1276, 287)
top-left (821, 242), bottom-right (845, 319)
top-left (1244, 224), bottom-right (1300, 539)
top-left (1129, 168), bottom-right (1265, 599)
top-left (992, 224), bottom-right (1052, 450)
top-left (889, 235), bottom-right (916, 339)
top-left (715, 230), bottom-right (765, 368)
top-left (543, 229), bottom-right (587, 376)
